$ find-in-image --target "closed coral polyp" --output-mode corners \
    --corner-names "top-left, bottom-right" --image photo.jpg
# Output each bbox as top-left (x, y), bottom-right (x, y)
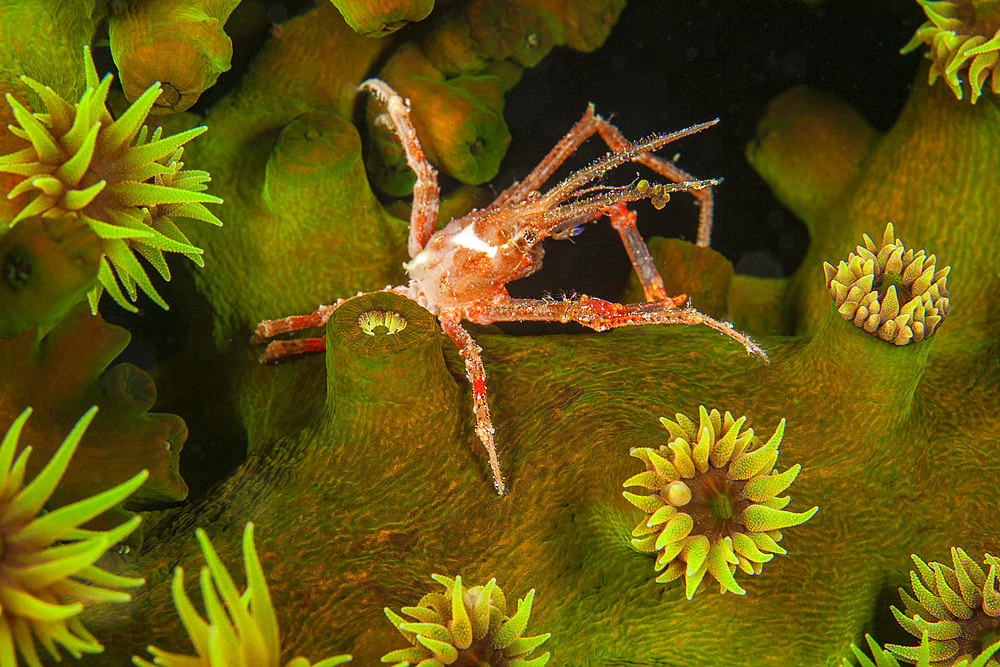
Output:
top-left (823, 223), bottom-right (950, 345)
top-left (382, 574), bottom-right (551, 666)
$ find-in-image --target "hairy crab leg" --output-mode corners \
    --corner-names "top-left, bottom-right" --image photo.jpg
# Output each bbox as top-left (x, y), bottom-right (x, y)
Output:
top-left (595, 119), bottom-right (716, 247)
top-left (605, 203), bottom-right (669, 302)
top-left (439, 315), bottom-right (508, 497)
top-left (359, 79), bottom-right (440, 258)
top-left (489, 104), bottom-right (601, 210)
top-left (252, 299), bottom-right (341, 362)
top-left (257, 336), bottom-right (328, 362)
top-left (490, 104), bottom-right (716, 247)
top-left (468, 296), bottom-right (769, 364)
top-left (252, 302), bottom-right (343, 344)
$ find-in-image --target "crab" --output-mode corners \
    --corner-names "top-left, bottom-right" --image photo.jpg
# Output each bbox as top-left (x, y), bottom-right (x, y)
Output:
top-left (251, 79), bottom-right (768, 497)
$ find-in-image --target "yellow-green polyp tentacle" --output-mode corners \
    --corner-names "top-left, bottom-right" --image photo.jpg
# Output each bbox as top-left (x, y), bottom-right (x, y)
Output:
top-left (0, 407), bottom-right (145, 665)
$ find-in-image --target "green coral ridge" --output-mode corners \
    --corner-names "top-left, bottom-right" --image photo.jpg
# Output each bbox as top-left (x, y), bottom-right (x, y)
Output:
top-left (0, 407), bottom-right (147, 667)
top-left (824, 222), bottom-right (950, 345)
top-left (901, 0), bottom-right (1000, 103)
top-left (885, 548), bottom-right (1000, 666)
top-left (133, 522), bottom-right (351, 667)
top-left (382, 574), bottom-right (551, 666)
top-left (623, 406), bottom-right (818, 599)
top-left (0, 46), bottom-right (221, 313)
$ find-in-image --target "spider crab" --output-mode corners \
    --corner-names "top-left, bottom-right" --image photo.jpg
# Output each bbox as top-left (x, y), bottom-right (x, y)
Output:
top-left (252, 79), bottom-right (768, 497)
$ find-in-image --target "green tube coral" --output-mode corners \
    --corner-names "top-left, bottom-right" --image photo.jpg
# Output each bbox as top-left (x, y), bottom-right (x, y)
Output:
top-left (0, 215), bottom-right (100, 335)
top-left (108, 0), bottom-right (241, 114)
top-left (367, 43), bottom-right (510, 193)
top-left (416, 0), bottom-right (557, 77)
top-left (0, 304), bottom-right (188, 527)
top-left (0, 46), bottom-right (221, 316)
top-left (0, 406), bottom-right (146, 667)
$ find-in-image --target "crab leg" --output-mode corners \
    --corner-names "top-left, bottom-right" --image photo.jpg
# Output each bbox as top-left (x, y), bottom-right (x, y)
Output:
top-left (490, 104), bottom-right (602, 210)
top-left (250, 302), bottom-right (343, 362)
top-left (359, 79), bottom-right (440, 258)
top-left (252, 303), bottom-right (342, 341)
top-left (439, 315), bottom-right (508, 497)
top-left (492, 104), bottom-right (716, 247)
top-left (605, 203), bottom-right (669, 302)
top-left (468, 296), bottom-right (769, 363)
top-left (595, 119), bottom-right (716, 247)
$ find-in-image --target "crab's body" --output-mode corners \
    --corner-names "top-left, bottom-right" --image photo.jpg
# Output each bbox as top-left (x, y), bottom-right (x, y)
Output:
top-left (402, 209), bottom-right (534, 315)
top-left (253, 79), bottom-right (767, 496)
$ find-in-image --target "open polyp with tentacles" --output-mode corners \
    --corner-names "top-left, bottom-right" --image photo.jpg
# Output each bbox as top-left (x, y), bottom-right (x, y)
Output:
top-left (0, 46), bottom-right (221, 323)
top-left (252, 78), bottom-right (768, 497)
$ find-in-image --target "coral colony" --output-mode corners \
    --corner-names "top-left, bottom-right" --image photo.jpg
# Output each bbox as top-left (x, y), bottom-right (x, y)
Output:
top-left (1, 0), bottom-right (1000, 665)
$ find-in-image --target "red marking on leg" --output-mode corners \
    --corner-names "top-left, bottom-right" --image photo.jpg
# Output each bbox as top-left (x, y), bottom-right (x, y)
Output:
top-left (587, 298), bottom-right (626, 317)
top-left (472, 377), bottom-right (486, 396)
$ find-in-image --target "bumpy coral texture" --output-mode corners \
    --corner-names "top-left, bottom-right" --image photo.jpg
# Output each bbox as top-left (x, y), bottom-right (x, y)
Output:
top-left (901, 0), bottom-right (1000, 103)
top-left (134, 522), bottom-right (351, 667)
top-left (885, 548), bottom-right (1000, 667)
top-left (823, 222), bottom-right (950, 345)
top-left (0, 46), bottom-right (221, 313)
top-left (0, 407), bottom-right (146, 667)
top-left (382, 574), bottom-right (550, 666)
top-left (623, 406), bottom-right (817, 599)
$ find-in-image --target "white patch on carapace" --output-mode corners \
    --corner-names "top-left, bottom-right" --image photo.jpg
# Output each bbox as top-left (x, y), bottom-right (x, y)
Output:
top-left (403, 249), bottom-right (431, 273)
top-left (453, 223), bottom-right (497, 257)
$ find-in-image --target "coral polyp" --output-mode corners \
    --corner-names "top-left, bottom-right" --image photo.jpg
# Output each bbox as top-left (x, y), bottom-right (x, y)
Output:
top-left (133, 523), bottom-right (352, 667)
top-left (0, 46), bottom-right (221, 313)
top-left (885, 548), bottom-right (1000, 666)
top-left (623, 406), bottom-right (818, 599)
top-left (382, 574), bottom-right (551, 666)
top-left (823, 223), bottom-right (950, 345)
top-left (901, 0), bottom-right (1000, 103)
top-left (0, 407), bottom-right (147, 667)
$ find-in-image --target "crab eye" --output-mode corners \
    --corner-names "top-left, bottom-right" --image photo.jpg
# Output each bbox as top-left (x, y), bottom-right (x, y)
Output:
top-left (522, 229), bottom-right (537, 244)
top-left (2, 248), bottom-right (34, 291)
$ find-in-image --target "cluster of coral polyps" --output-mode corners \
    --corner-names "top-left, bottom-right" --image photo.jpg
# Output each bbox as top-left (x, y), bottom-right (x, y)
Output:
top-left (0, 47), bottom-right (221, 316)
top-left (0, 408), bottom-right (146, 667)
top-left (823, 223), bottom-right (950, 345)
top-left (382, 574), bottom-right (550, 666)
top-left (902, 0), bottom-right (1000, 103)
top-left (623, 406), bottom-right (817, 599)
top-left (133, 523), bottom-right (351, 667)
top-left (886, 548), bottom-right (1000, 666)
